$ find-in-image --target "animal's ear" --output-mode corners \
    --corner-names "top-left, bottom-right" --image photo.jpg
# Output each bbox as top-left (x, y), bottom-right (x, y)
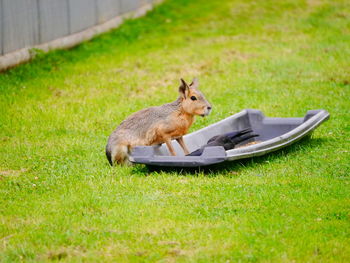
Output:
top-left (179, 78), bottom-right (190, 98)
top-left (189, 77), bottom-right (199, 89)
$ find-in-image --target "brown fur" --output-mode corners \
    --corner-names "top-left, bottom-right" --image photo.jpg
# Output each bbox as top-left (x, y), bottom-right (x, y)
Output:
top-left (106, 78), bottom-right (211, 165)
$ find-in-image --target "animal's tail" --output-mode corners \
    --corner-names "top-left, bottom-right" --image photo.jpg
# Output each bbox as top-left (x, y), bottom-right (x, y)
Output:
top-left (106, 144), bottom-right (113, 166)
top-left (106, 143), bottom-right (130, 166)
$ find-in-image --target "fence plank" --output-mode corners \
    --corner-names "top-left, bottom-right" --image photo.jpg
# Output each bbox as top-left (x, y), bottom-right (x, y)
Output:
top-left (38, 0), bottom-right (69, 43)
top-left (120, 0), bottom-right (142, 13)
top-left (0, 0), bottom-right (3, 55)
top-left (0, 0), bottom-right (155, 61)
top-left (68, 0), bottom-right (96, 34)
top-left (96, 0), bottom-right (120, 24)
top-left (2, 0), bottom-right (39, 54)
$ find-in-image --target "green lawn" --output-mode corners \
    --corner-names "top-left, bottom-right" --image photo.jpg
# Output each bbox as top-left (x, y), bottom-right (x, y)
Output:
top-left (1, 0), bottom-right (349, 261)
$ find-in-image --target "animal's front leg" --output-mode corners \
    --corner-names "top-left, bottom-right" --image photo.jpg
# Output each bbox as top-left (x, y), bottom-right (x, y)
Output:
top-left (176, 137), bottom-right (189, 155)
top-left (165, 138), bottom-right (176, 156)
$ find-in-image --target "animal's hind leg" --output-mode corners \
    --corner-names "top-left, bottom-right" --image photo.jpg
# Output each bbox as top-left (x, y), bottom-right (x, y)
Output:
top-left (115, 154), bottom-right (132, 166)
top-left (111, 144), bottom-right (131, 166)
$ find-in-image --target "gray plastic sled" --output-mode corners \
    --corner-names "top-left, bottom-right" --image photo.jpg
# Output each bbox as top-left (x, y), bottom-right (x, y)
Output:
top-left (130, 109), bottom-right (329, 167)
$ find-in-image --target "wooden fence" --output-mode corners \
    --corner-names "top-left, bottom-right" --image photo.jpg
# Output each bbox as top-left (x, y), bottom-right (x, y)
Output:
top-left (0, 0), bottom-right (155, 69)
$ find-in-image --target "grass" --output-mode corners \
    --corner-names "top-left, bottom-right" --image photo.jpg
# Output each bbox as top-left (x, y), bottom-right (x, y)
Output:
top-left (0, 0), bottom-right (349, 261)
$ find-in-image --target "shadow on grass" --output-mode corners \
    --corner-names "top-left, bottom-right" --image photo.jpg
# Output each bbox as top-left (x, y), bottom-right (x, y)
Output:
top-left (131, 136), bottom-right (329, 176)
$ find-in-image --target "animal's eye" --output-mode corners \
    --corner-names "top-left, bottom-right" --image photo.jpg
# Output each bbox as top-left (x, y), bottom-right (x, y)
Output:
top-left (190, 96), bottom-right (197, 101)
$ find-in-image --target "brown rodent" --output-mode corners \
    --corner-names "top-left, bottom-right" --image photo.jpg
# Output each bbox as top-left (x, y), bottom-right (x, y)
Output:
top-left (106, 78), bottom-right (212, 165)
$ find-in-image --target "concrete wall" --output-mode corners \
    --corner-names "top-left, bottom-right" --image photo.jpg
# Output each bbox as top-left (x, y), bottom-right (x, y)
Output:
top-left (0, 0), bottom-right (153, 56)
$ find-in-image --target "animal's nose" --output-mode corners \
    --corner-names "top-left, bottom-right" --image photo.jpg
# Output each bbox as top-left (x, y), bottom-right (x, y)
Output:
top-left (207, 106), bottom-right (212, 110)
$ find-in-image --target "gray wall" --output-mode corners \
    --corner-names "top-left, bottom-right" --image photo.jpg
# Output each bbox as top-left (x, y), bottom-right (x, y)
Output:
top-left (0, 0), bottom-right (152, 55)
